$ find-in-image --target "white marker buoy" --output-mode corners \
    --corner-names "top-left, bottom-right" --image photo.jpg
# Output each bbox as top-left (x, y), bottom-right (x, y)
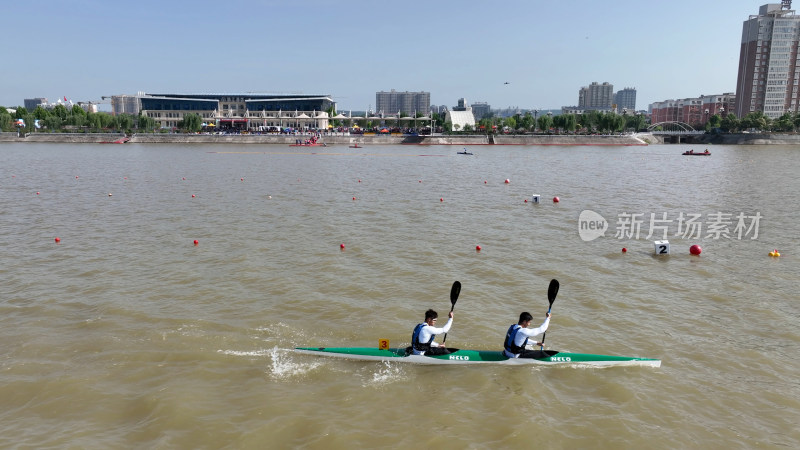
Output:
top-left (654, 240), bottom-right (670, 255)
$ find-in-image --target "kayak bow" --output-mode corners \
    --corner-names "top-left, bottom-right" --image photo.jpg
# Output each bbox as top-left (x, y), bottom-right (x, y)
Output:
top-left (295, 347), bottom-right (660, 367)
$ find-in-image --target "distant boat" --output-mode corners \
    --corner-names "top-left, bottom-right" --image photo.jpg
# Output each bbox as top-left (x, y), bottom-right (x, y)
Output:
top-left (289, 142), bottom-right (326, 147)
top-left (349, 144), bottom-right (362, 148)
top-left (99, 137), bottom-right (130, 144)
top-left (682, 150), bottom-right (710, 156)
top-left (457, 148), bottom-right (473, 155)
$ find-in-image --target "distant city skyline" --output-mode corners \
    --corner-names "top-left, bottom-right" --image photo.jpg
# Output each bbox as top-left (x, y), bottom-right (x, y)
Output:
top-left (0, 1), bottom-right (763, 112)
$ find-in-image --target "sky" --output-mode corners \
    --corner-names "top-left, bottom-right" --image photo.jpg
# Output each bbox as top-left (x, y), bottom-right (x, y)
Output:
top-left (0, 0), bottom-right (769, 112)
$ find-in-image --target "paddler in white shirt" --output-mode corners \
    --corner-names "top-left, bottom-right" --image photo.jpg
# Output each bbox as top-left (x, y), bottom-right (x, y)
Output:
top-left (503, 311), bottom-right (551, 358)
top-left (410, 309), bottom-right (454, 356)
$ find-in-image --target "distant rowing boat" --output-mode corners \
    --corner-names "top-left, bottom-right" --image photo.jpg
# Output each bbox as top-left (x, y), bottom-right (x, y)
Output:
top-left (682, 150), bottom-right (710, 156)
top-left (99, 137), bottom-right (130, 144)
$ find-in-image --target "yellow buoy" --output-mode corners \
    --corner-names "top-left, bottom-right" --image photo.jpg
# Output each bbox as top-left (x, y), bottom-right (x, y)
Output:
top-left (769, 249), bottom-right (781, 257)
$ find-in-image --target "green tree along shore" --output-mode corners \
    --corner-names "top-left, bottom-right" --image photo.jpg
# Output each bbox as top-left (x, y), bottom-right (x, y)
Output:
top-left (0, 105), bottom-right (159, 134)
top-left (3, 104), bottom-right (799, 135)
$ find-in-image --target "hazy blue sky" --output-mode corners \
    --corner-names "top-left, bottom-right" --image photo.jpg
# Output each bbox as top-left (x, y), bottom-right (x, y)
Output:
top-left (0, 0), bottom-right (768, 111)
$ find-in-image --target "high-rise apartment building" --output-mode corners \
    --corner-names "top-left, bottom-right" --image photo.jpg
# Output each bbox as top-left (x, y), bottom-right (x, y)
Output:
top-left (614, 88), bottom-right (637, 112)
top-left (735, 2), bottom-right (800, 118)
top-left (24, 98), bottom-right (47, 110)
top-left (578, 82), bottom-right (614, 111)
top-left (470, 102), bottom-right (491, 120)
top-left (375, 90), bottom-right (430, 115)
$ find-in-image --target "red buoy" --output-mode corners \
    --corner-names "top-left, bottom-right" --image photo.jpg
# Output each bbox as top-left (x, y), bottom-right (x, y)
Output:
top-left (440, 198), bottom-right (444, 202)
top-left (193, 240), bottom-right (199, 246)
top-left (622, 247), bottom-right (627, 253)
top-left (524, 199), bottom-right (528, 203)
top-left (553, 196), bottom-right (560, 203)
top-left (476, 245), bottom-right (482, 251)
top-left (192, 194), bottom-right (195, 198)
top-left (690, 244), bottom-right (702, 255)
top-left (340, 243), bottom-right (345, 250)
top-left (505, 179), bottom-right (510, 184)
top-left (54, 237), bottom-right (61, 243)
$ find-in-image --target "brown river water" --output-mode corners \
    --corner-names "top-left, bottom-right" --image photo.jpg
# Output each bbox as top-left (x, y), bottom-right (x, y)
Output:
top-left (1, 142), bottom-right (798, 449)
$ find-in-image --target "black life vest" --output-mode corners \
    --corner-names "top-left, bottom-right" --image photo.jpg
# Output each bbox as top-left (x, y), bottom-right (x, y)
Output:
top-left (504, 324), bottom-right (528, 354)
top-left (412, 323), bottom-right (434, 352)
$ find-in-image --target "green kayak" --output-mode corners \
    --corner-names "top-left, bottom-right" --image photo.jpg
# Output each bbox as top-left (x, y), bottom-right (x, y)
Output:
top-left (295, 347), bottom-right (661, 367)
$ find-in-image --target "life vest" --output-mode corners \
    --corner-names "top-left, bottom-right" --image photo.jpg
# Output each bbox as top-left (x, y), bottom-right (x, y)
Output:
top-left (504, 324), bottom-right (528, 355)
top-left (412, 323), bottom-right (434, 352)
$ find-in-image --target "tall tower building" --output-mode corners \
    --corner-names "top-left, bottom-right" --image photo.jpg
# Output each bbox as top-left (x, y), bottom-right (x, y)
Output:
top-left (735, 2), bottom-right (800, 119)
top-left (614, 88), bottom-right (637, 112)
top-left (375, 90), bottom-right (430, 115)
top-left (578, 82), bottom-right (614, 111)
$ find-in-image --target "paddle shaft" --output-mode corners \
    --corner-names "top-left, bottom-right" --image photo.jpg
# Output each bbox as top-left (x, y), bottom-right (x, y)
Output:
top-left (540, 279), bottom-right (559, 350)
top-left (442, 281), bottom-right (461, 345)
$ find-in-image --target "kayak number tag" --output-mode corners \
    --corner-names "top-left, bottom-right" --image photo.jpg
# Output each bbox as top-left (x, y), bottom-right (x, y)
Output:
top-left (378, 339), bottom-right (390, 350)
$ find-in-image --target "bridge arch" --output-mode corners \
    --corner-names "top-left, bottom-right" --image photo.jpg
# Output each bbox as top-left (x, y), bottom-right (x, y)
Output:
top-left (648, 121), bottom-right (696, 132)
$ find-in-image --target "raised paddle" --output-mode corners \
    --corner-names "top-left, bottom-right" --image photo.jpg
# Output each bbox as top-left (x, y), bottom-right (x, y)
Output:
top-left (540, 279), bottom-right (559, 350)
top-left (441, 280), bottom-right (461, 345)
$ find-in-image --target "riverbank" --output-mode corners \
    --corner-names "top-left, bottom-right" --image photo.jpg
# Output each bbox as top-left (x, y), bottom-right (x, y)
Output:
top-left (0, 131), bottom-right (651, 146)
top-left (5, 131), bottom-right (800, 145)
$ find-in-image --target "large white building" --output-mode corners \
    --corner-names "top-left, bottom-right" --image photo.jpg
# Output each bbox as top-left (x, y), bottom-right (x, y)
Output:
top-left (445, 98), bottom-right (476, 131)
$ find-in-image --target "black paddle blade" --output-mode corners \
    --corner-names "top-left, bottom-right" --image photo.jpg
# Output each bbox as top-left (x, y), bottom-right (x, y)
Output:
top-left (450, 281), bottom-right (461, 309)
top-left (547, 279), bottom-right (559, 308)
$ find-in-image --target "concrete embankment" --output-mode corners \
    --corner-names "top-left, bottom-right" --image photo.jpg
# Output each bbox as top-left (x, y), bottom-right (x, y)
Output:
top-left (1, 132), bottom-right (654, 146)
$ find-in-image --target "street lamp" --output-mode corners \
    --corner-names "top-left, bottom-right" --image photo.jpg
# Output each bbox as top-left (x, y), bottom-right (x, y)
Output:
top-left (533, 109), bottom-right (539, 132)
